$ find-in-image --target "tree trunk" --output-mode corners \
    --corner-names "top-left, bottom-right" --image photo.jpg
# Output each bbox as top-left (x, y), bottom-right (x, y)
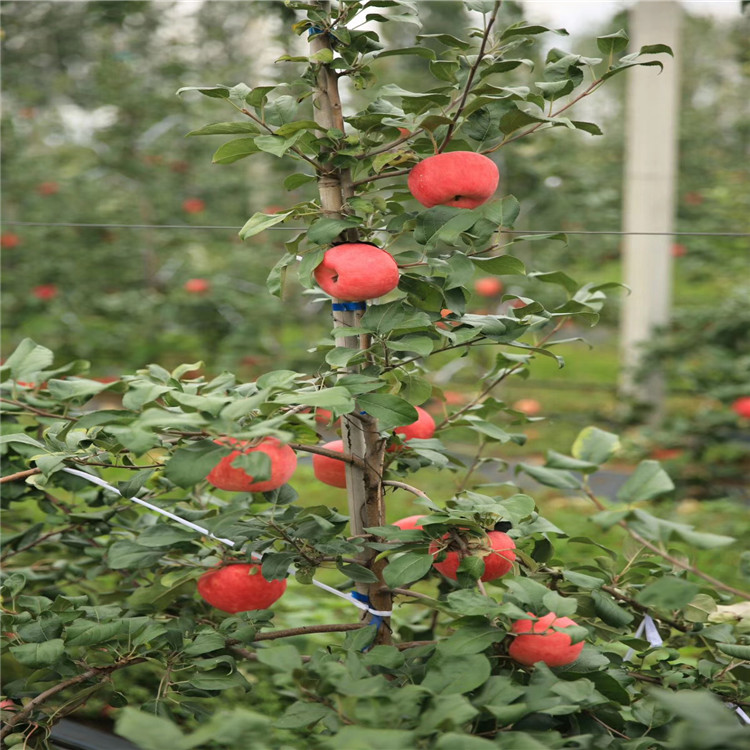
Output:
top-left (309, 14), bottom-right (392, 645)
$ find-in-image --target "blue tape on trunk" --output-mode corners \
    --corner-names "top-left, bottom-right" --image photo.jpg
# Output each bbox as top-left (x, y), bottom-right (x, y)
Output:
top-left (332, 302), bottom-right (367, 312)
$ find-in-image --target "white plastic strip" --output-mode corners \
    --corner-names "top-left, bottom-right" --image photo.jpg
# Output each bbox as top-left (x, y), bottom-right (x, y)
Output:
top-left (724, 703), bottom-right (750, 725)
top-left (63, 468), bottom-right (237, 546)
top-left (60, 467), bottom-right (392, 618)
top-left (624, 615), bottom-right (663, 662)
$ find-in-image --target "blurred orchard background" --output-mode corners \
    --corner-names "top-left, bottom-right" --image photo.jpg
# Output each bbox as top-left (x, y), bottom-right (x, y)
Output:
top-left (1, 0), bottom-right (748, 514)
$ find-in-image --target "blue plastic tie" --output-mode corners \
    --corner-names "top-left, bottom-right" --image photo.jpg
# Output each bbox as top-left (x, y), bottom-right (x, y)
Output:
top-left (332, 301), bottom-right (367, 312)
top-left (308, 26), bottom-right (324, 37)
top-left (350, 591), bottom-right (383, 649)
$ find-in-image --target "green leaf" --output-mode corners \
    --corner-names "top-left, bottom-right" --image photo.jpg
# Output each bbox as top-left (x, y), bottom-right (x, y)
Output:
top-left (639, 44), bottom-right (673, 57)
top-left (275, 386), bottom-right (355, 412)
top-left (591, 590), bottom-right (634, 628)
top-left (47, 378), bottom-right (111, 401)
top-left (239, 210), bottom-right (292, 240)
top-left (275, 701), bottom-right (333, 729)
top-left (336, 561), bottom-right (378, 583)
top-left (637, 577), bottom-right (700, 610)
top-left (518, 463), bottom-right (582, 490)
top-left (437, 625), bottom-right (506, 656)
top-left (284, 172), bottom-right (316, 191)
top-left (562, 570), bottom-right (604, 590)
top-left (383, 552), bottom-right (433, 588)
top-left (421, 653), bottom-right (491, 694)
top-left (10, 639), bottom-right (65, 668)
top-left (572, 426), bottom-right (621, 465)
top-left (716, 642), bottom-right (750, 659)
top-left (254, 133), bottom-right (304, 158)
top-left (65, 620), bottom-right (124, 647)
top-left (107, 541), bottom-right (166, 570)
top-left (307, 217), bottom-right (362, 245)
top-left (212, 137), bottom-right (261, 165)
top-left (256, 644), bottom-right (302, 672)
top-left (186, 122), bottom-right (260, 136)
top-left (115, 708), bottom-right (187, 750)
top-left (137, 524), bottom-right (198, 547)
top-left (2, 338), bottom-right (54, 381)
top-left (176, 85), bottom-right (230, 99)
top-left (356, 393), bottom-right (418, 431)
top-left (528, 270), bottom-right (578, 294)
top-left (616, 460), bottom-right (674, 502)
top-left (164, 439), bottom-right (230, 488)
top-left (597, 29), bottom-right (629, 55)
top-left (375, 46), bottom-right (436, 59)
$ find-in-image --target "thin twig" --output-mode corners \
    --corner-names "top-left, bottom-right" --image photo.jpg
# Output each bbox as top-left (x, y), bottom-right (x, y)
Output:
top-left (582, 486), bottom-right (750, 601)
top-left (289, 442), bottom-right (365, 468)
top-left (227, 623), bottom-right (365, 646)
top-left (382, 480), bottom-right (432, 501)
top-left (1, 525), bottom-right (78, 562)
top-left (440, 0), bottom-right (502, 151)
top-left (350, 168), bottom-right (411, 188)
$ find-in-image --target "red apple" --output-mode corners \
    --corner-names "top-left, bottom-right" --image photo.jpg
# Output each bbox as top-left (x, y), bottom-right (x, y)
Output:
top-left (393, 515), bottom-right (425, 530)
top-left (314, 243), bottom-right (400, 302)
top-left (389, 406), bottom-right (436, 451)
top-left (513, 398), bottom-right (542, 417)
top-left (474, 277), bottom-right (503, 297)
top-left (1, 233), bottom-right (20, 249)
top-left (671, 243), bottom-right (687, 258)
top-left (197, 563), bottom-right (286, 613)
top-left (508, 612), bottom-right (585, 667)
top-left (430, 530), bottom-right (516, 582)
top-left (731, 397), bottom-right (750, 419)
top-left (32, 284), bottom-right (58, 300)
top-left (206, 436), bottom-right (297, 492)
top-left (443, 390), bottom-right (467, 406)
top-left (315, 408), bottom-right (341, 428)
top-left (408, 151), bottom-right (499, 209)
top-left (312, 440), bottom-right (347, 488)
top-left (36, 181), bottom-right (59, 196)
top-left (182, 198), bottom-right (205, 214)
top-left (184, 278), bottom-right (210, 294)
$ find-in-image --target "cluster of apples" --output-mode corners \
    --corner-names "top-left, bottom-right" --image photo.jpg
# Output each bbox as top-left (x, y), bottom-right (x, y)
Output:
top-left (393, 515), bottom-right (584, 668)
top-left (196, 152), bottom-right (581, 664)
top-left (313, 151), bottom-right (500, 303)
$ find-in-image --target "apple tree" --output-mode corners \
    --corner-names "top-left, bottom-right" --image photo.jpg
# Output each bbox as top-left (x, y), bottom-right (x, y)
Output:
top-left (2, 2), bottom-right (749, 749)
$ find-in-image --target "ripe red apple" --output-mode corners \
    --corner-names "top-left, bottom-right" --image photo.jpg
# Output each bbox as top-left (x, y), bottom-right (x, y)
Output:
top-left (312, 440), bottom-right (347, 488)
top-left (508, 612), bottom-right (585, 667)
top-left (33, 284), bottom-right (58, 300)
top-left (474, 277), bottom-right (503, 297)
top-left (731, 397), bottom-right (750, 419)
top-left (197, 563), bottom-right (286, 613)
top-left (184, 278), bottom-right (210, 294)
top-left (1, 233), bottom-right (20, 249)
top-left (513, 398), bottom-right (542, 417)
top-left (430, 530), bottom-right (516, 582)
top-left (182, 198), bottom-right (206, 214)
top-left (313, 243), bottom-right (400, 301)
top-left (393, 515), bottom-right (425, 530)
top-left (206, 436), bottom-right (297, 492)
top-left (389, 406), bottom-right (436, 451)
top-left (36, 181), bottom-right (59, 196)
top-left (408, 151), bottom-right (499, 209)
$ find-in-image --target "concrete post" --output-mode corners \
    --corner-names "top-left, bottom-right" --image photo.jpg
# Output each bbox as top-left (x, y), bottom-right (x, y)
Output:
top-left (619, 0), bottom-right (682, 413)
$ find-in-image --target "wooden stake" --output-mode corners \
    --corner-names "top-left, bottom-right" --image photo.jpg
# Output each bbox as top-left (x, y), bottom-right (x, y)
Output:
top-left (309, 13), bottom-right (391, 644)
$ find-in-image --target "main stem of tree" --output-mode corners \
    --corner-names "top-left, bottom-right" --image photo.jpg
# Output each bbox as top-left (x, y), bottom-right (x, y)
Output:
top-left (309, 15), bottom-right (392, 645)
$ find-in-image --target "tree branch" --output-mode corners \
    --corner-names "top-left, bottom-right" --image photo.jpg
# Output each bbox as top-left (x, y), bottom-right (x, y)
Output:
top-left (0, 467), bottom-right (41, 484)
top-left (382, 479), bottom-right (433, 502)
top-left (350, 168), bottom-right (411, 188)
top-left (0, 657), bottom-right (146, 741)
